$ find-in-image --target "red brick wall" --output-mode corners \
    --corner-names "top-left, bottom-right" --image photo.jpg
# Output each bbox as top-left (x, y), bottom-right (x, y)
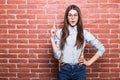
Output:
top-left (0, 0), bottom-right (120, 80)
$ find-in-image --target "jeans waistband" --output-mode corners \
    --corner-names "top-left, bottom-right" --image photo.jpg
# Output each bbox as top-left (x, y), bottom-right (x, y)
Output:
top-left (61, 62), bottom-right (79, 66)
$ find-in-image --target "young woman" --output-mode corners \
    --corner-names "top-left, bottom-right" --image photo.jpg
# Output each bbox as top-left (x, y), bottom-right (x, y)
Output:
top-left (50, 4), bottom-right (105, 80)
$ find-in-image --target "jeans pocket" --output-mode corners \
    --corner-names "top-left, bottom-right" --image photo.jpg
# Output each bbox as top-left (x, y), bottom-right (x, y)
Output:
top-left (78, 64), bottom-right (86, 70)
top-left (60, 64), bottom-right (71, 72)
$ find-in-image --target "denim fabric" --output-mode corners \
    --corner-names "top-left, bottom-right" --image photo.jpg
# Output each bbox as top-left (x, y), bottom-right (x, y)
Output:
top-left (57, 64), bottom-right (86, 80)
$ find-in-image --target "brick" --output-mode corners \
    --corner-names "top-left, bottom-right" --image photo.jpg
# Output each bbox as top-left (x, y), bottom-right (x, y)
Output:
top-left (0, 0), bottom-right (5, 4)
top-left (0, 44), bottom-right (16, 48)
top-left (18, 44), bottom-right (37, 48)
top-left (18, 54), bottom-right (37, 58)
top-left (29, 20), bottom-right (48, 24)
top-left (48, 0), bottom-right (66, 4)
top-left (38, 34), bottom-right (50, 39)
top-left (0, 34), bottom-right (16, 38)
top-left (9, 49), bottom-right (28, 53)
top-left (87, 8), bottom-right (108, 13)
top-left (16, 15), bottom-right (35, 19)
top-left (0, 69), bottom-right (8, 72)
top-left (0, 64), bottom-right (16, 68)
top-left (27, 10), bottom-right (45, 14)
top-left (92, 68), bottom-right (109, 72)
top-left (99, 4), bottom-right (118, 8)
top-left (0, 10), bottom-right (6, 14)
top-left (29, 40), bottom-right (48, 43)
top-left (100, 14), bottom-right (119, 18)
top-left (7, 0), bottom-right (26, 4)
top-left (37, 15), bottom-right (55, 19)
top-left (0, 73), bottom-right (16, 77)
top-left (9, 30), bottom-right (27, 34)
top-left (8, 20), bottom-right (27, 24)
top-left (0, 30), bottom-right (7, 34)
top-left (109, 9), bottom-right (120, 13)
top-left (100, 73), bottom-right (119, 77)
top-left (0, 15), bottom-right (15, 19)
top-left (0, 5), bottom-right (16, 9)
top-left (37, 25), bottom-right (53, 29)
top-left (0, 25), bottom-right (15, 29)
top-left (18, 5), bottom-right (37, 9)
top-left (18, 73), bottom-right (38, 78)
top-left (29, 59), bottom-right (49, 63)
top-left (17, 25), bottom-right (36, 29)
top-left (101, 64), bottom-right (118, 67)
top-left (27, 0), bottom-right (46, 4)
top-left (98, 34), bottom-right (118, 38)
top-left (29, 49), bottom-right (48, 53)
top-left (17, 64), bottom-right (38, 68)
top-left (9, 78), bottom-right (29, 80)
top-left (87, 73), bottom-right (98, 77)
top-left (9, 69), bottom-right (29, 72)
top-left (29, 30), bottom-right (48, 34)
top-left (99, 24), bottom-right (119, 28)
top-left (87, 0), bottom-right (107, 3)
top-left (109, 0), bottom-right (120, 3)
top-left (46, 9), bottom-right (64, 14)
top-left (18, 35), bottom-right (37, 39)
top-left (0, 54), bottom-right (17, 58)
top-left (31, 69), bottom-right (50, 73)
top-left (7, 10), bottom-right (25, 14)
top-left (0, 20), bottom-right (6, 24)
top-left (0, 49), bottom-right (8, 53)
top-left (39, 74), bottom-right (51, 79)
top-left (110, 59), bottom-right (120, 63)
top-left (9, 59), bottom-right (27, 63)
top-left (0, 40), bottom-right (7, 43)
top-left (0, 59), bottom-right (8, 63)
top-left (9, 40), bottom-right (28, 43)
top-left (110, 20), bottom-right (120, 23)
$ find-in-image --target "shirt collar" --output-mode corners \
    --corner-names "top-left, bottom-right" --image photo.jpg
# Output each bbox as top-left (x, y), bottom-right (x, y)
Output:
top-left (68, 25), bottom-right (77, 34)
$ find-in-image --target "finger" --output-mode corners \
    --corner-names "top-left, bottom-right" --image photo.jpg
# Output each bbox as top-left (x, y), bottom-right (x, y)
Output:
top-left (78, 58), bottom-right (84, 61)
top-left (53, 21), bottom-right (57, 29)
top-left (79, 62), bottom-right (84, 65)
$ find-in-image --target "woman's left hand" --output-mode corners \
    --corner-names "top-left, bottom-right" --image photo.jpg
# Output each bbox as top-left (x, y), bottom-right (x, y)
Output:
top-left (78, 58), bottom-right (91, 66)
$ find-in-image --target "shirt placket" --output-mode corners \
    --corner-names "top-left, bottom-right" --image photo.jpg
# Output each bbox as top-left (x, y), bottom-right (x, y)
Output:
top-left (71, 29), bottom-right (76, 64)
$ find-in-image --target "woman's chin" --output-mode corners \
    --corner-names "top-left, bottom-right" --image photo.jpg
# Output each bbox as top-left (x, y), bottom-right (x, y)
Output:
top-left (70, 24), bottom-right (76, 27)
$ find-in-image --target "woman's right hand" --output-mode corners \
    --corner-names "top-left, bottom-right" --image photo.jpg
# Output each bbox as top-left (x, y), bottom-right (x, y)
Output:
top-left (50, 22), bottom-right (57, 38)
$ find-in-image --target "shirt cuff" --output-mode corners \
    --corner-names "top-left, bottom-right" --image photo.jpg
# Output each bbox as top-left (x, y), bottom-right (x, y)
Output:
top-left (54, 50), bottom-right (61, 59)
top-left (96, 47), bottom-right (105, 57)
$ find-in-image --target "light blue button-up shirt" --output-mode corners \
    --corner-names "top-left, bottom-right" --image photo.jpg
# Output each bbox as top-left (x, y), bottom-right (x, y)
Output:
top-left (54, 26), bottom-right (105, 64)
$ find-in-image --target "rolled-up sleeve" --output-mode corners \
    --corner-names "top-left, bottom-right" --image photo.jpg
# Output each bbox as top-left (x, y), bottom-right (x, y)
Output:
top-left (84, 30), bottom-right (105, 56)
top-left (54, 30), bottom-right (62, 59)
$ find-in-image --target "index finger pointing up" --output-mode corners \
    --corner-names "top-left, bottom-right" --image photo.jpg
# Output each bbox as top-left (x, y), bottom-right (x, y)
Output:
top-left (53, 21), bottom-right (57, 29)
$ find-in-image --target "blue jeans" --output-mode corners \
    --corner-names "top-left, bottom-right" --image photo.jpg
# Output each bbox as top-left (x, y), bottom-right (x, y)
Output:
top-left (57, 63), bottom-right (86, 80)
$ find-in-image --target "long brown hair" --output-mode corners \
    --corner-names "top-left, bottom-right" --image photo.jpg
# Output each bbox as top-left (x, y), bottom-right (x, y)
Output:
top-left (60, 5), bottom-right (84, 50)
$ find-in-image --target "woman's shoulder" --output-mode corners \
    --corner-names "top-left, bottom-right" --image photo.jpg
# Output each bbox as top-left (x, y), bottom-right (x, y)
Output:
top-left (83, 29), bottom-right (89, 35)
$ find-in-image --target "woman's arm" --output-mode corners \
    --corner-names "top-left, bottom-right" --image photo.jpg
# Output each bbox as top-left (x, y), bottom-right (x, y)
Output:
top-left (50, 27), bottom-right (62, 59)
top-left (79, 30), bottom-right (105, 66)
top-left (79, 54), bottom-right (100, 66)
top-left (50, 37), bottom-right (58, 53)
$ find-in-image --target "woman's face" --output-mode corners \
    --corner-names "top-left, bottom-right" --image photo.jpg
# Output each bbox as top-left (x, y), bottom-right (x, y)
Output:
top-left (68, 9), bottom-right (78, 27)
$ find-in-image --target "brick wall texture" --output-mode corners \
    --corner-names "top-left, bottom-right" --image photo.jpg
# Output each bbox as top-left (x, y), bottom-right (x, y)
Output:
top-left (0, 0), bottom-right (120, 80)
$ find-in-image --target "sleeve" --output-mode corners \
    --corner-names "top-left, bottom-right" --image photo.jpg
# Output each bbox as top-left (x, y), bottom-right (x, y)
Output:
top-left (84, 30), bottom-right (105, 56)
top-left (54, 29), bottom-right (62, 59)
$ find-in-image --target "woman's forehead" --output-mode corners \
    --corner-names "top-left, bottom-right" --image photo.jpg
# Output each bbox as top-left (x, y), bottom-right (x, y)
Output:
top-left (68, 9), bottom-right (78, 14)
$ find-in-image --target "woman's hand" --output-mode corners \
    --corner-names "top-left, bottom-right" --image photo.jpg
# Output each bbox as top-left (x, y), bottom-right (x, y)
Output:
top-left (78, 54), bottom-right (100, 66)
top-left (50, 22), bottom-right (57, 38)
top-left (78, 58), bottom-right (91, 66)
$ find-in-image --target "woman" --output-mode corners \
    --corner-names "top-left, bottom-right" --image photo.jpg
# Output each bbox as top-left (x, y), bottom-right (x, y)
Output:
top-left (50, 4), bottom-right (105, 80)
